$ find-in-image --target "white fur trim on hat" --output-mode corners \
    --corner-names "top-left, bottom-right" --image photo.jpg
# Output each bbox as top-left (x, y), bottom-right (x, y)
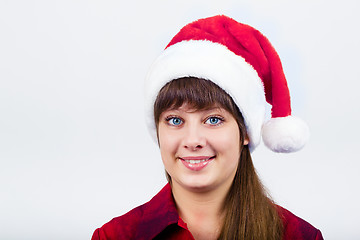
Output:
top-left (144, 40), bottom-right (266, 151)
top-left (262, 116), bottom-right (310, 153)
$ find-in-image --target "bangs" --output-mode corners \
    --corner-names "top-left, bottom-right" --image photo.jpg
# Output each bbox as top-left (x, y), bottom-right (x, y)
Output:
top-left (154, 77), bottom-right (244, 128)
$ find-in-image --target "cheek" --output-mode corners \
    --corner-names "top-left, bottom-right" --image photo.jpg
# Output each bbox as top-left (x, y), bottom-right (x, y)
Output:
top-left (158, 133), bottom-right (180, 176)
top-left (158, 127), bottom-right (179, 159)
top-left (211, 128), bottom-right (240, 158)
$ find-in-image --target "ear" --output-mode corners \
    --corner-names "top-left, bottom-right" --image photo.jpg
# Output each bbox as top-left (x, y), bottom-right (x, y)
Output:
top-left (243, 134), bottom-right (249, 146)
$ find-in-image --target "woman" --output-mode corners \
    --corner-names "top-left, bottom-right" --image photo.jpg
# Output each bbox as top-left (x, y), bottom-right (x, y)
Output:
top-left (92, 15), bottom-right (323, 240)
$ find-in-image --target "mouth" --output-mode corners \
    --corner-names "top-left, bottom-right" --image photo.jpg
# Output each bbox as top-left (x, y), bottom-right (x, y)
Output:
top-left (178, 156), bottom-right (215, 171)
top-left (180, 156), bottom-right (215, 163)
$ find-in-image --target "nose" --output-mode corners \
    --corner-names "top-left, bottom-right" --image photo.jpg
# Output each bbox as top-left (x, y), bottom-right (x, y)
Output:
top-left (182, 123), bottom-right (206, 151)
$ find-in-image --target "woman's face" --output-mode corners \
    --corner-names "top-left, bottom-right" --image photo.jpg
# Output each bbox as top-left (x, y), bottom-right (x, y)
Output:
top-left (158, 103), bottom-right (248, 192)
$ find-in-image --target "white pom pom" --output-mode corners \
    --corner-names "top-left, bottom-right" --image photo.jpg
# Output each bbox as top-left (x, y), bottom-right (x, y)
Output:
top-left (261, 116), bottom-right (310, 153)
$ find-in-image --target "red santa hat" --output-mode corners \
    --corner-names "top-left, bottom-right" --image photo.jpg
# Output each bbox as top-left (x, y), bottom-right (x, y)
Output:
top-left (144, 15), bottom-right (309, 153)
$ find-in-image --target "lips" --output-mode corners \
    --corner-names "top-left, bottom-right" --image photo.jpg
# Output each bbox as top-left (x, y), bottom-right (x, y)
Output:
top-left (178, 156), bottom-right (215, 171)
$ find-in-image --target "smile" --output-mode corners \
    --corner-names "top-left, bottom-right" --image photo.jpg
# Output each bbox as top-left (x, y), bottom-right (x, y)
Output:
top-left (184, 159), bottom-right (208, 164)
top-left (178, 156), bottom-right (215, 171)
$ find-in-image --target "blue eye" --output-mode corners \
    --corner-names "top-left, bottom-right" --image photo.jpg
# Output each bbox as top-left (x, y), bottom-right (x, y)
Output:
top-left (206, 117), bottom-right (222, 125)
top-left (168, 117), bottom-right (183, 126)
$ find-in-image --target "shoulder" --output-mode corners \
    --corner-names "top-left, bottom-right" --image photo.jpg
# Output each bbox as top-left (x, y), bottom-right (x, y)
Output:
top-left (277, 206), bottom-right (324, 240)
top-left (91, 204), bottom-right (146, 240)
top-left (91, 184), bottom-right (177, 240)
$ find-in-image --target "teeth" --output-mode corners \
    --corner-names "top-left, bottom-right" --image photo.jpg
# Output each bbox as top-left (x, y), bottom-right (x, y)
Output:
top-left (185, 159), bottom-right (208, 164)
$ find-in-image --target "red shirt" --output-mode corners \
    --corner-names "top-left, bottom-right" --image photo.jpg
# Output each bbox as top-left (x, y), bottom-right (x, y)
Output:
top-left (92, 184), bottom-right (323, 240)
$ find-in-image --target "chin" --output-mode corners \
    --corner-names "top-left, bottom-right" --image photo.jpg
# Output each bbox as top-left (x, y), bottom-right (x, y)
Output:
top-left (180, 177), bottom-right (216, 192)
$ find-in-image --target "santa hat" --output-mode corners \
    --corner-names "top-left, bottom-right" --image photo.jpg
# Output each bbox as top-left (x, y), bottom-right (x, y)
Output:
top-left (144, 15), bottom-right (309, 153)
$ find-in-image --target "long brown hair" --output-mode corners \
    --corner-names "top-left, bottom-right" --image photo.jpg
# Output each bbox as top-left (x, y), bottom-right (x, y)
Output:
top-left (154, 77), bottom-right (283, 240)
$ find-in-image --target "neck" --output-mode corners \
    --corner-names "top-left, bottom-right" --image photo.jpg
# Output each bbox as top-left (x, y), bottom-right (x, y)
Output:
top-left (171, 182), bottom-right (231, 240)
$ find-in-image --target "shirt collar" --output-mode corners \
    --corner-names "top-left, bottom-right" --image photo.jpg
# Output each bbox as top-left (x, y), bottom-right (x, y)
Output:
top-left (134, 183), bottom-right (180, 239)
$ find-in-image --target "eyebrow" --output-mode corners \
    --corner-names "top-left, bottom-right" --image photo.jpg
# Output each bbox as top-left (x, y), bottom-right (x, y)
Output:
top-left (164, 105), bottom-right (225, 112)
top-left (163, 106), bottom-right (225, 115)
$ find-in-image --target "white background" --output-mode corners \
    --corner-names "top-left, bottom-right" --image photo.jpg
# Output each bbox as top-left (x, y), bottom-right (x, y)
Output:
top-left (1, 0), bottom-right (359, 239)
